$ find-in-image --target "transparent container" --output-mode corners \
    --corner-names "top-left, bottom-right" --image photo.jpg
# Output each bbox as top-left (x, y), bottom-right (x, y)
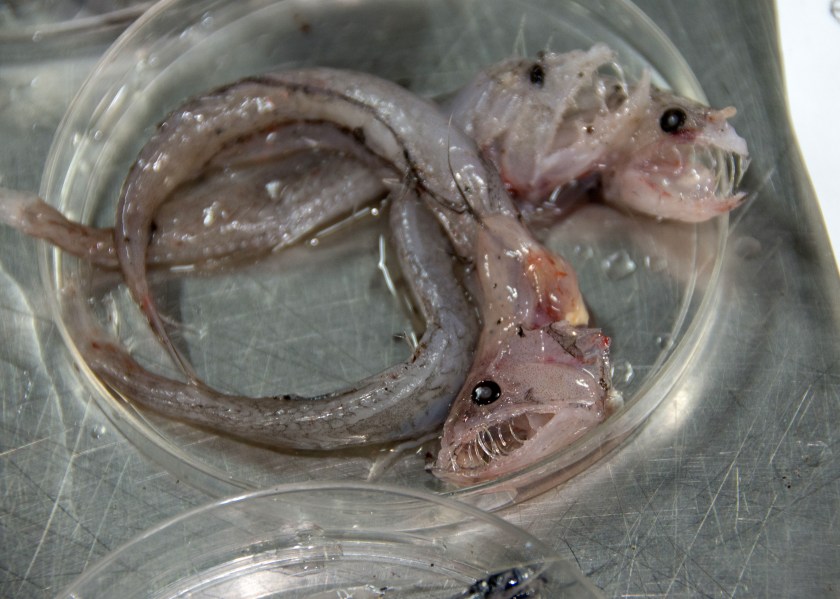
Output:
top-left (41, 0), bottom-right (725, 506)
top-left (0, 1), bottom-right (150, 46)
top-left (56, 482), bottom-right (602, 598)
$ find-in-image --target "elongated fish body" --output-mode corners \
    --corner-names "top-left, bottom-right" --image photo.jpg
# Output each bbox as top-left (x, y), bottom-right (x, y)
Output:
top-left (449, 44), bottom-right (749, 222)
top-left (2, 66), bottom-right (615, 468)
top-left (1, 45), bottom-right (751, 269)
top-left (110, 69), bottom-right (504, 373)
top-left (66, 191), bottom-right (478, 449)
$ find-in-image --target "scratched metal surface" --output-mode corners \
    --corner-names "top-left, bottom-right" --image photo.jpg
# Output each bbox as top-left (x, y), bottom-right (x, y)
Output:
top-left (1, 1), bottom-right (839, 597)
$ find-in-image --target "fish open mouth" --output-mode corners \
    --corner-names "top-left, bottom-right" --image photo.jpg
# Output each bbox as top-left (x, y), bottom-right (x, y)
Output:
top-left (632, 139), bottom-right (749, 220)
top-left (656, 142), bottom-right (747, 200)
top-left (693, 143), bottom-right (749, 201)
top-left (446, 411), bottom-right (556, 472)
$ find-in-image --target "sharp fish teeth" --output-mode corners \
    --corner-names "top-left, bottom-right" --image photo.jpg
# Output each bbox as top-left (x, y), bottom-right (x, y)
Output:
top-left (724, 152), bottom-right (733, 198)
top-left (706, 143), bottom-right (749, 200)
top-left (450, 412), bottom-right (553, 472)
top-left (509, 420), bottom-right (526, 444)
top-left (467, 441), bottom-right (482, 465)
top-left (496, 425), bottom-right (508, 449)
top-left (484, 427), bottom-right (504, 456)
top-left (712, 148), bottom-right (724, 196)
top-left (475, 432), bottom-right (493, 460)
top-left (735, 154), bottom-right (748, 187)
top-left (489, 425), bottom-right (510, 455)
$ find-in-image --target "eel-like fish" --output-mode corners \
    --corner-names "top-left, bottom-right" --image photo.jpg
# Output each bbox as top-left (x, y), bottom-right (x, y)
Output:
top-left (65, 190), bottom-right (478, 449)
top-left (4, 67), bottom-right (615, 471)
top-left (0, 44), bottom-right (750, 480)
top-left (1, 46), bottom-right (750, 273)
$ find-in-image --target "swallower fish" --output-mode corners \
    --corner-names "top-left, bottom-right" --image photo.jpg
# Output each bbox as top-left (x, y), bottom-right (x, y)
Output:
top-left (0, 42), bottom-right (746, 482)
top-left (432, 213), bottom-right (619, 484)
top-left (449, 43), bottom-right (749, 222)
top-left (2, 67), bottom-right (615, 465)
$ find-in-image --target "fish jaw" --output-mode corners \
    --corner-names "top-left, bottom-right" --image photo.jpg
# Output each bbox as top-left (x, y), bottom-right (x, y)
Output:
top-left (609, 141), bottom-right (748, 222)
top-left (433, 322), bottom-right (615, 485)
top-left (605, 98), bottom-right (750, 222)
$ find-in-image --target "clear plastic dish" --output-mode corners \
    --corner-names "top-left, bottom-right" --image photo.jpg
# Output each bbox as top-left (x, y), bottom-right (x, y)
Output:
top-left (41, 0), bottom-right (726, 505)
top-left (56, 482), bottom-right (602, 598)
top-left (0, 1), bottom-right (150, 44)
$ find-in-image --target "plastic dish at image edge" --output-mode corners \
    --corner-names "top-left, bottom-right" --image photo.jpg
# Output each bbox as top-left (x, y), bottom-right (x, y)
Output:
top-left (0, 1), bottom-right (151, 41)
top-left (40, 0), bottom-right (727, 506)
top-left (55, 482), bottom-right (604, 598)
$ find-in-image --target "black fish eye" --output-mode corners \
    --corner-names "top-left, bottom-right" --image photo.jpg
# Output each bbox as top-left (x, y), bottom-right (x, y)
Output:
top-left (659, 107), bottom-right (687, 133)
top-left (528, 63), bottom-right (545, 87)
top-left (471, 380), bottom-right (502, 405)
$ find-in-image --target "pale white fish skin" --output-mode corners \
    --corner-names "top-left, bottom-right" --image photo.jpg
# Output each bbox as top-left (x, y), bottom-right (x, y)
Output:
top-left (111, 69), bottom-right (513, 374)
top-left (66, 191), bottom-right (478, 449)
top-left (0, 187), bottom-right (116, 266)
top-left (449, 43), bottom-right (750, 222)
top-left (433, 213), bottom-right (617, 484)
top-left (1, 122), bottom-right (479, 446)
top-left (3, 66), bottom-right (616, 471)
top-left (2, 45), bottom-right (750, 267)
top-left (148, 121), bottom-right (393, 268)
top-left (0, 122), bottom-right (391, 269)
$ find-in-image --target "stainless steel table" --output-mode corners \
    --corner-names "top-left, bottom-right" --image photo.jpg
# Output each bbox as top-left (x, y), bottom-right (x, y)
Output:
top-left (2, 1), bottom-right (838, 596)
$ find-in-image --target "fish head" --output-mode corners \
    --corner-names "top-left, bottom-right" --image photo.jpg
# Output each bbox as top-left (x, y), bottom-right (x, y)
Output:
top-left (450, 44), bottom-right (648, 201)
top-left (434, 321), bottom-right (617, 485)
top-left (450, 44), bottom-right (749, 220)
top-left (603, 89), bottom-right (750, 222)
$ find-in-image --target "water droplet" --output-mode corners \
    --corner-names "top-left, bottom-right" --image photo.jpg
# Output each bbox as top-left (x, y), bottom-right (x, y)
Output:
top-left (734, 235), bottom-right (762, 260)
top-left (644, 254), bottom-right (668, 272)
top-left (655, 334), bottom-right (673, 350)
top-left (21, 376), bottom-right (33, 401)
top-left (90, 424), bottom-right (107, 439)
top-left (574, 244), bottom-right (594, 260)
top-left (370, 206), bottom-right (380, 217)
top-left (309, 237), bottom-right (320, 247)
top-left (612, 359), bottom-right (635, 385)
top-left (29, 77), bottom-right (40, 88)
top-left (92, 130), bottom-right (105, 142)
top-left (264, 180), bottom-right (281, 200)
top-left (31, 30), bottom-right (43, 42)
top-left (601, 249), bottom-right (637, 279)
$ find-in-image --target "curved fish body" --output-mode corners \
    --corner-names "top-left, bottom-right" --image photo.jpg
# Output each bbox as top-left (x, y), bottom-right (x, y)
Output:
top-left (433, 213), bottom-right (618, 484)
top-left (0, 122), bottom-right (390, 269)
top-left (112, 68), bottom-right (613, 466)
top-left (67, 191), bottom-right (478, 449)
top-left (449, 44), bottom-right (750, 222)
top-left (112, 69), bottom-right (513, 373)
top-left (3, 67), bottom-right (615, 468)
top-left (147, 121), bottom-right (393, 269)
top-left (1, 45), bottom-right (751, 268)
